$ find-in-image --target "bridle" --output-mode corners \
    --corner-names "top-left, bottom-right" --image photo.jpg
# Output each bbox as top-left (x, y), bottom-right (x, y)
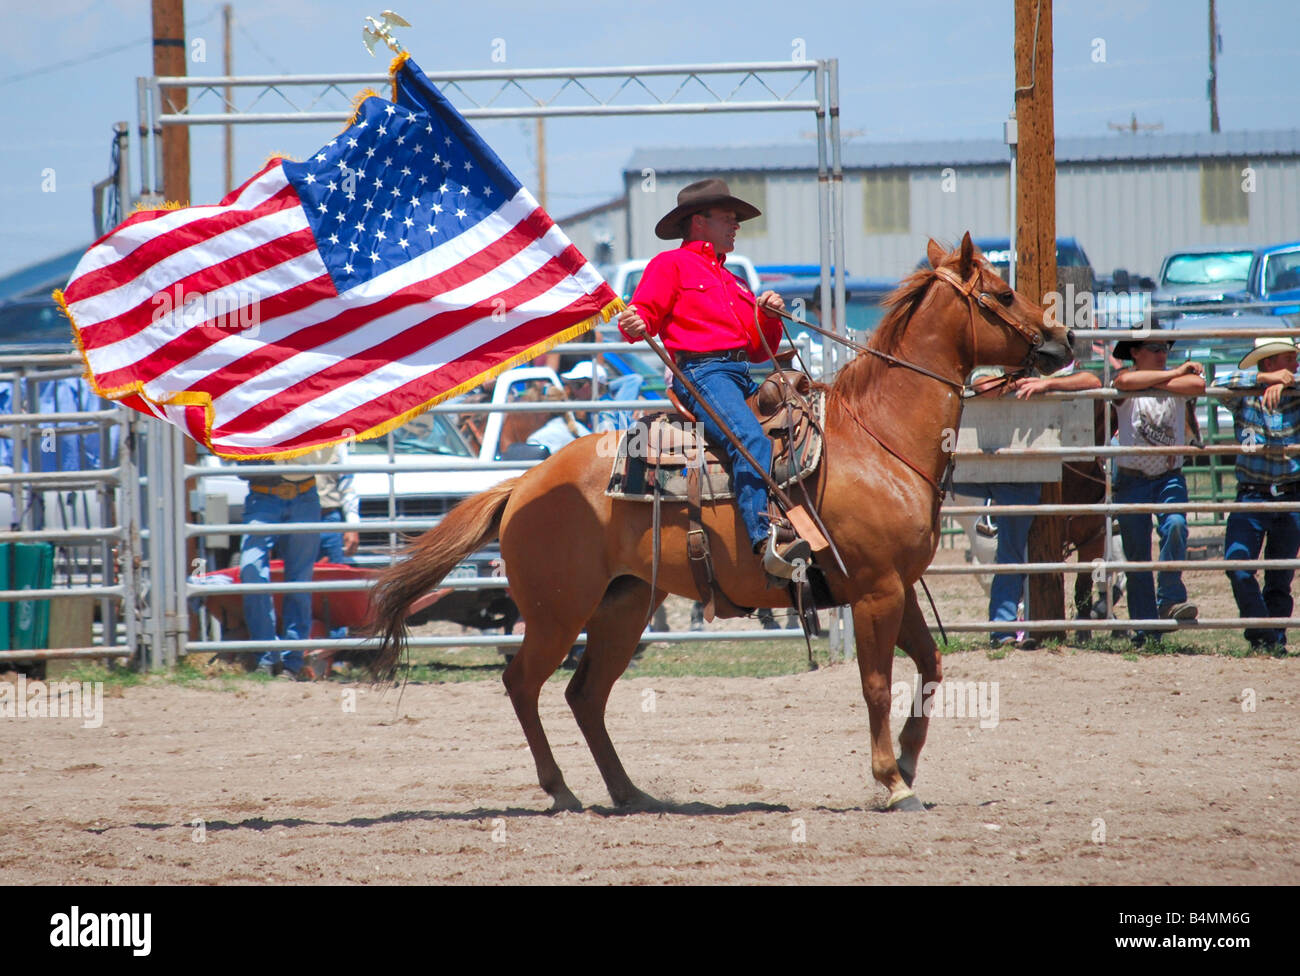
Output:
top-left (929, 263), bottom-right (1046, 376)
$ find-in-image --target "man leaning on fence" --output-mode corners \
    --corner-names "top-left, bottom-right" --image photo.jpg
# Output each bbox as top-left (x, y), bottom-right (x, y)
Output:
top-left (1213, 337), bottom-right (1300, 655)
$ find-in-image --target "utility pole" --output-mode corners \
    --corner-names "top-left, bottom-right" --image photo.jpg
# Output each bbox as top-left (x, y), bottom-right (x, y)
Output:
top-left (223, 3), bottom-right (233, 193)
top-left (1015, 0), bottom-right (1066, 639)
top-left (152, 0), bottom-right (190, 204)
top-left (1208, 0), bottom-right (1221, 133)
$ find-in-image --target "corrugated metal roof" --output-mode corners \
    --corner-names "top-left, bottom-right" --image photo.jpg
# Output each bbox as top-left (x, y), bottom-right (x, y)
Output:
top-left (624, 129), bottom-right (1300, 174)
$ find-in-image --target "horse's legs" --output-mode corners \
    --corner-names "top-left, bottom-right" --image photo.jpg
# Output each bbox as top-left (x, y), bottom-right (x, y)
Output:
top-left (502, 611), bottom-right (591, 812)
top-left (851, 590), bottom-right (922, 811)
top-left (565, 578), bottom-right (666, 809)
top-left (895, 586), bottom-right (943, 789)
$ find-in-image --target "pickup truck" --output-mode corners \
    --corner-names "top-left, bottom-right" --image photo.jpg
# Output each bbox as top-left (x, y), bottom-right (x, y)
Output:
top-left (1227, 240), bottom-right (1300, 316)
top-left (1151, 245), bottom-right (1256, 324)
top-left (195, 365), bottom-right (568, 631)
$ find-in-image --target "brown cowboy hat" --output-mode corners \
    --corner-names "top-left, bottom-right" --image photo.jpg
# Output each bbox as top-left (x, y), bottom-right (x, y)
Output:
top-left (654, 178), bottom-right (762, 240)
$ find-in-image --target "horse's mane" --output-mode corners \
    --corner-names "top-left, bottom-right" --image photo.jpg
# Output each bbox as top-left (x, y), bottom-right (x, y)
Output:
top-left (830, 265), bottom-right (938, 401)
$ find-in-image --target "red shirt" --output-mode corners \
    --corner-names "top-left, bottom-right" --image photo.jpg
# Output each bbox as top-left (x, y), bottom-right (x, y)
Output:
top-left (620, 240), bottom-right (782, 362)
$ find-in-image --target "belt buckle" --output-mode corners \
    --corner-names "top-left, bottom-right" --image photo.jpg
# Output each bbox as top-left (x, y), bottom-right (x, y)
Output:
top-left (272, 482), bottom-right (298, 500)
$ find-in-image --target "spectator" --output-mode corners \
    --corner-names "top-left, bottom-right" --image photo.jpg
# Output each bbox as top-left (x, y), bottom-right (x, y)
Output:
top-left (1110, 333), bottom-right (1204, 644)
top-left (239, 449), bottom-right (331, 679)
top-left (951, 363), bottom-right (1101, 649)
top-left (525, 386), bottom-right (590, 457)
top-left (316, 443), bottom-right (359, 566)
top-left (1213, 336), bottom-right (1300, 655)
top-left (559, 360), bottom-right (607, 428)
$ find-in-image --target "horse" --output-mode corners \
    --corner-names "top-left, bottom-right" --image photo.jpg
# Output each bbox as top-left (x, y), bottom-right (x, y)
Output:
top-left (368, 233), bottom-right (1073, 813)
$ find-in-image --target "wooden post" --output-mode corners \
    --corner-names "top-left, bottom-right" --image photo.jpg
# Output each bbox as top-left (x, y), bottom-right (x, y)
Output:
top-left (1015, 0), bottom-right (1065, 639)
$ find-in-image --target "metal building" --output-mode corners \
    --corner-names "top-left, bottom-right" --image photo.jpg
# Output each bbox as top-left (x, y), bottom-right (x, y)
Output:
top-left (558, 129), bottom-right (1300, 281)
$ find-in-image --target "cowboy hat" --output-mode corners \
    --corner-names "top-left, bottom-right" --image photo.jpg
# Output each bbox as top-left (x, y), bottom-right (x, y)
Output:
top-left (1238, 336), bottom-right (1299, 369)
top-left (654, 178), bottom-right (762, 241)
top-left (1113, 330), bottom-right (1175, 361)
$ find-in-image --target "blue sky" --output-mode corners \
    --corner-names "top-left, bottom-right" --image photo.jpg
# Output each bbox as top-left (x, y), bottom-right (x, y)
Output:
top-left (1, 0), bottom-right (1297, 276)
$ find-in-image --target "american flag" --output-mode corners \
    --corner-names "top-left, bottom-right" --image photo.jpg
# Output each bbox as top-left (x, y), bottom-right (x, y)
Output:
top-left (58, 55), bottom-right (620, 459)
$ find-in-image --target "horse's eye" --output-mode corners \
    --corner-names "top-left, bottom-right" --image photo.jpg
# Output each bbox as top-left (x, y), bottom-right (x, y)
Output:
top-left (997, 291), bottom-right (1014, 307)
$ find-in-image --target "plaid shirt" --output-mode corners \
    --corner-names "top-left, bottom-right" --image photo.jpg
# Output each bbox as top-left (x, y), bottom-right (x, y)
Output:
top-left (1214, 369), bottom-right (1300, 486)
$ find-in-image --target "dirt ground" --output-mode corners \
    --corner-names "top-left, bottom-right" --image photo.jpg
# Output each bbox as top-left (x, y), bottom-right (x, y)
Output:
top-left (2, 635), bottom-right (1296, 885)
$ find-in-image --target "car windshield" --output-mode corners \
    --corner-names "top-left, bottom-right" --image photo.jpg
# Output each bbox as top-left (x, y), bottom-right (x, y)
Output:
top-left (1263, 251), bottom-right (1300, 293)
top-left (350, 412), bottom-right (474, 456)
top-left (1162, 251), bottom-right (1253, 286)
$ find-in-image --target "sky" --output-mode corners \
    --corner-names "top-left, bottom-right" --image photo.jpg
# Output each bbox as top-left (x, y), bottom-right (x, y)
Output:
top-left (1, 0), bottom-right (1298, 277)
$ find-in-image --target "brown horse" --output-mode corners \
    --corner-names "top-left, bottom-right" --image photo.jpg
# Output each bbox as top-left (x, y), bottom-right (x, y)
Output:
top-left (368, 233), bottom-right (1073, 813)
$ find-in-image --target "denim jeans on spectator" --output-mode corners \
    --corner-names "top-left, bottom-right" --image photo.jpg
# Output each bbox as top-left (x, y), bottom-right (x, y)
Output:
top-left (1114, 468), bottom-right (1190, 638)
top-left (240, 485), bottom-right (321, 673)
top-left (318, 506), bottom-right (349, 639)
top-left (672, 357), bottom-right (771, 549)
top-left (951, 481), bottom-right (1041, 642)
top-left (1224, 486), bottom-right (1300, 647)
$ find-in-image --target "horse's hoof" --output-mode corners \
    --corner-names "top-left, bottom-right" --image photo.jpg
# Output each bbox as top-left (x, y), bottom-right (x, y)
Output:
top-left (887, 791), bottom-right (926, 813)
top-left (549, 791), bottom-right (584, 813)
top-left (615, 789), bottom-right (670, 813)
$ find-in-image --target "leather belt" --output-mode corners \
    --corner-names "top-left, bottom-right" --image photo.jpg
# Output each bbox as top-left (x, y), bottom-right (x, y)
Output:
top-left (676, 347), bottom-right (748, 365)
top-left (1241, 481), bottom-right (1300, 497)
top-left (250, 479), bottom-right (315, 500)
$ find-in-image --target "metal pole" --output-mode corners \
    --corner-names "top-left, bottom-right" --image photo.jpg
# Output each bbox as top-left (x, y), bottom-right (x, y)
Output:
top-left (118, 411), bottom-right (140, 668)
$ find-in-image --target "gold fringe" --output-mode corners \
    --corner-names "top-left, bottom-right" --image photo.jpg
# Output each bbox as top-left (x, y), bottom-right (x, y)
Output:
top-left (131, 199), bottom-right (185, 214)
top-left (59, 293), bottom-right (627, 461)
top-left (388, 50), bottom-right (412, 102)
top-left (260, 151), bottom-right (299, 168)
top-left (342, 87), bottom-right (381, 130)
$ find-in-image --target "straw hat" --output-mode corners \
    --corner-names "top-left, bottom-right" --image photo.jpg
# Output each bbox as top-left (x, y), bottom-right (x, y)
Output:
top-left (1238, 336), bottom-right (1299, 369)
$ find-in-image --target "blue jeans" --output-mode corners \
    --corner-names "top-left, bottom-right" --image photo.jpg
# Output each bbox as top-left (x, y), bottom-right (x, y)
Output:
top-left (240, 485), bottom-right (321, 673)
top-left (1225, 486), bottom-right (1300, 646)
top-left (672, 357), bottom-right (772, 549)
top-left (1114, 468), bottom-right (1190, 636)
top-left (951, 481), bottom-right (1041, 642)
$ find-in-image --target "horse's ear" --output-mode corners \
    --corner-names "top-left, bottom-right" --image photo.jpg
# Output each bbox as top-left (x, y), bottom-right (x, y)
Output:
top-left (958, 231), bottom-right (975, 278)
top-left (926, 238), bottom-right (945, 270)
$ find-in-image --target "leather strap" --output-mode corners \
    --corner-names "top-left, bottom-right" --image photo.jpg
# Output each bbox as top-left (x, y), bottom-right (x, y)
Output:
top-left (685, 466), bottom-right (717, 621)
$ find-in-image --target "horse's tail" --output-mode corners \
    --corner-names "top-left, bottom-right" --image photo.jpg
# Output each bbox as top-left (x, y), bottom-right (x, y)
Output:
top-left (367, 477), bottom-right (520, 677)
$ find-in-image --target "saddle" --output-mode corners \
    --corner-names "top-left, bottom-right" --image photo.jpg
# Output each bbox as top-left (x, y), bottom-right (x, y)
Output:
top-left (606, 370), bottom-right (828, 628)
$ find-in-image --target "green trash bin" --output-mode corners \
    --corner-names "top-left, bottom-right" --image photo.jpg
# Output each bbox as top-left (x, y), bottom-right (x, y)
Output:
top-left (0, 543), bottom-right (9, 651)
top-left (11, 542), bottom-right (53, 650)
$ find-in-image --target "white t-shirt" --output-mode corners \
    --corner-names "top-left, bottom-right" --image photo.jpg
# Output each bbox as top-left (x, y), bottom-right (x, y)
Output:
top-left (1117, 395), bottom-right (1185, 475)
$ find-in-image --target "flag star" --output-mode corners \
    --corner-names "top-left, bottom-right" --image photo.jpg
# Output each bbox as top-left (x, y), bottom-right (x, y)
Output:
top-left (326, 180), bottom-right (337, 192)
top-left (365, 147), bottom-right (376, 158)
top-left (441, 161), bottom-right (451, 171)
top-left (343, 262), bottom-right (354, 273)
top-left (373, 176), bottom-right (384, 189)
top-left (304, 173), bottom-right (317, 184)
top-left (328, 233), bottom-right (339, 244)
top-left (459, 185), bottom-right (469, 196)
top-left (396, 134), bottom-right (405, 145)
top-left (335, 211), bottom-right (347, 221)
top-left (377, 124), bottom-right (387, 137)
top-left (327, 139), bottom-right (337, 147)
top-left (347, 241), bottom-right (359, 253)
top-left (444, 136), bottom-right (452, 146)
top-left (317, 202), bottom-right (329, 214)
top-left (390, 185), bottom-right (402, 197)
top-left (355, 221), bottom-right (367, 233)
top-left (370, 251), bottom-right (381, 262)
top-left (381, 208), bottom-right (392, 221)
top-left (439, 183), bottom-right (449, 194)
top-left (345, 191), bottom-right (356, 202)
top-left (427, 224), bottom-right (437, 234)
top-left (417, 174), bottom-right (427, 184)
top-left (463, 160), bottom-right (472, 172)
top-left (455, 208), bottom-right (467, 219)
top-left (484, 186), bottom-right (493, 197)
top-left (425, 123), bottom-right (433, 134)
top-left (432, 153), bottom-right (441, 164)
top-left (413, 143), bottom-right (423, 154)
top-left (383, 156), bottom-right (393, 166)
top-left (403, 215), bottom-right (414, 228)
top-left (398, 238), bottom-right (409, 249)
top-left (384, 104), bottom-right (396, 116)
top-left (375, 229), bottom-right (387, 241)
top-left (431, 203), bottom-right (443, 214)
top-left (361, 199), bottom-right (374, 211)
top-left (409, 195), bottom-right (420, 207)
top-left (346, 137), bottom-right (358, 148)
top-left (315, 153), bottom-right (326, 163)
top-left (401, 166), bottom-right (411, 176)
top-left (357, 118), bottom-right (368, 128)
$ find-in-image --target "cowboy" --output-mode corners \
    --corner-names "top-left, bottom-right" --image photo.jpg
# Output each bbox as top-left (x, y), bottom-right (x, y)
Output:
top-left (616, 178), bottom-right (807, 577)
top-left (1213, 336), bottom-right (1300, 655)
top-left (1111, 331), bottom-right (1204, 644)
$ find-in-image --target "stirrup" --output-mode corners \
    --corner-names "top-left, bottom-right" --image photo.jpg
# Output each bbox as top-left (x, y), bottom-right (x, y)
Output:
top-left (761, 524), bottom-right (812, 580)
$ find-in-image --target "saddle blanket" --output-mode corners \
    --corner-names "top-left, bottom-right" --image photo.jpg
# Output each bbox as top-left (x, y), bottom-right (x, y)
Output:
top-left (605, 390), bottom-right (824, 502)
